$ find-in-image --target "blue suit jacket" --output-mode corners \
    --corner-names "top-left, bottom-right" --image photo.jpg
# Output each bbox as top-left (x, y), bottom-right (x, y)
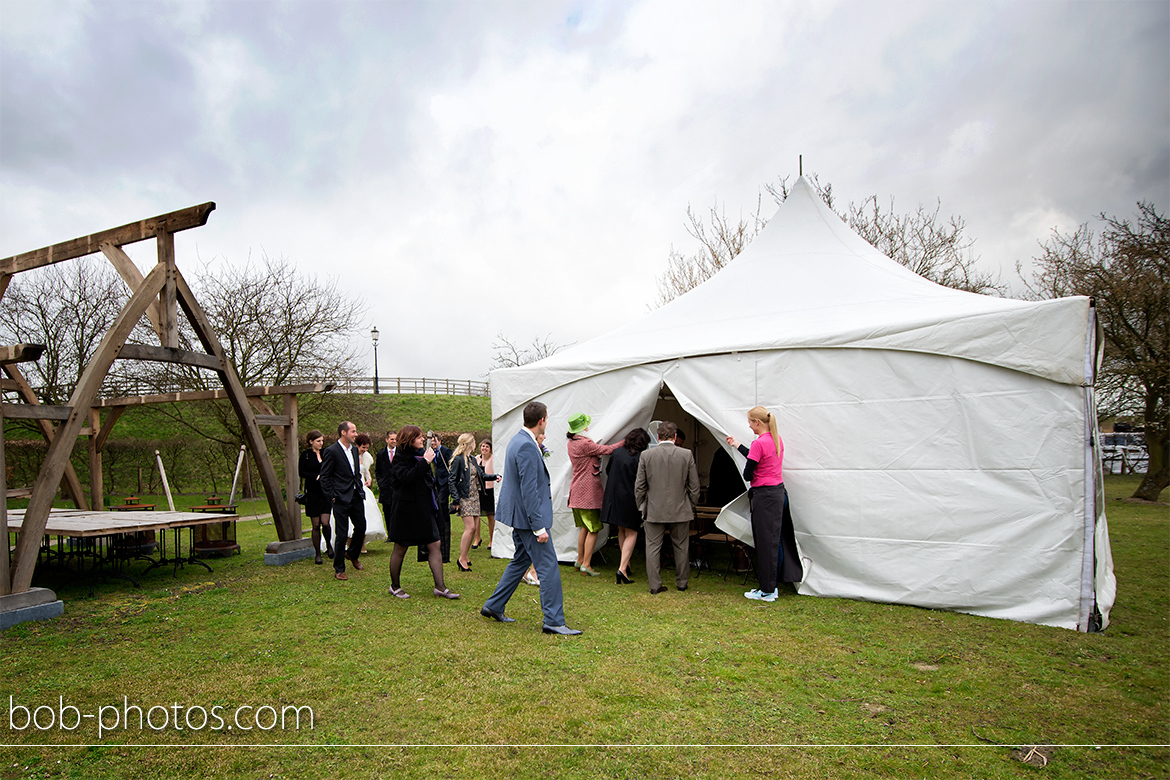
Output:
top-left (495, 428), bottom-right (553, 532)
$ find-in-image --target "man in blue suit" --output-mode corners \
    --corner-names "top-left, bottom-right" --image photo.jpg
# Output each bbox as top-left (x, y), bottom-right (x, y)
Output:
top-left (481, 401), bottom-right (582, 635)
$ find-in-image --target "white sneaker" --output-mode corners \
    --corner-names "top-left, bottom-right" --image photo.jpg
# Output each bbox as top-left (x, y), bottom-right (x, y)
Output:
top-left (744, 589), bottom-right (777, 602)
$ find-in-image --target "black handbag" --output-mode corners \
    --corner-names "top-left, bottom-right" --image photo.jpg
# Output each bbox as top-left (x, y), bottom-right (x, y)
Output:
top-left (294, 492), bottom-right (307, 505)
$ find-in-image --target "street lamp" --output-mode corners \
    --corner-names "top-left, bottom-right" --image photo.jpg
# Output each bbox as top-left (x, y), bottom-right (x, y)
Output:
top-left (371, 326), bottom-right (380, 395)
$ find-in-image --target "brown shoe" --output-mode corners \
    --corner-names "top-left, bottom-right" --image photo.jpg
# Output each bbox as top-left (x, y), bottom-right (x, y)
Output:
top-left (650, 586), bottom-right (668, 595)
top-left (335, 572), bottom-right (348, 581)
top-left (348, 556), bottom-right (364, 571)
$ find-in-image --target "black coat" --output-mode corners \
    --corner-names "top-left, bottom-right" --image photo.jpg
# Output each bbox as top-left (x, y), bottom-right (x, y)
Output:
top-left (298, 449), bottom-right (330, 517)
top-left (600, 446), bottom-right (643, 530)
top-left (388, 446), bottom-right (439, 546)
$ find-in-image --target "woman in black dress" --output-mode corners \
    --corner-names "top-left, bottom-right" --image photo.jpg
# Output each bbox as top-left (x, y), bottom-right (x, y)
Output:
top-left (298, 429), bottom-right (333, 565)
top-left (387, 425), bottom-right (459, 600)
top-left (599, 427), bottom-right (651, 584)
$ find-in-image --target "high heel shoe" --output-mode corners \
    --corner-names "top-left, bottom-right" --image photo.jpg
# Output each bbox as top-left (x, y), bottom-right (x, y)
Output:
top-left (580, 566), bottom-right (600, 577)
top-left (616, 569), bottom-right (633, 584)
top-left (457, 560), bottom-right (471, 572)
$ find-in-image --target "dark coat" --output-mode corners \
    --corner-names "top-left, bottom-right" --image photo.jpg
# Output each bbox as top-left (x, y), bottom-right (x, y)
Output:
top-left (600, 445), bottom-right (643, 530)
top-left (388, 446), bottom-right (439, 546)
top-left (319, 441), bottom-right (363, 506)
top-left (298, 449), bottom-right (330, 517)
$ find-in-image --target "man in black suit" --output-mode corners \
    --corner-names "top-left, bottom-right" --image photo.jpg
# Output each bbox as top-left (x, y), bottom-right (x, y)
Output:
top-left (375, 430), bottom-right (396, 540)
top-left (319, 420), bottom-right (366, 581)
top-left (419, 431), bottom-right (454, 564)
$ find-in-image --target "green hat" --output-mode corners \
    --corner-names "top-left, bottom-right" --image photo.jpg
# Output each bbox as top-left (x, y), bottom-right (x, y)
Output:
top-left (567, 413), bottom-right (591, 435)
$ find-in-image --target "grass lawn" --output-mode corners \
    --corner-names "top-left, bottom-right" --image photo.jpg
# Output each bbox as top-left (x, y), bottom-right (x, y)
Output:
top-left (1, 476), bottom-right (1166, 778)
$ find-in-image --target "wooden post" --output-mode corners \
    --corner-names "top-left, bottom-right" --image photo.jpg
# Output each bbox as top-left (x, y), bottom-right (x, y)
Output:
top-left (284, 393), bottom-right (301, 535)
top-left (88, 408), bottom-right (103, 510)
top-left (157, 231), bottom-right (178, 349)
top-left (10, 262), bottom-right (166, 593)
top-left (1, 405), bottom-right (9, 595)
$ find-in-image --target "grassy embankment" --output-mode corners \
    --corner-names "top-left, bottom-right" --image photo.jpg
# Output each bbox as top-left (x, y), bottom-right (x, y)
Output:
top-left (1, 472), bottom-right (1166, 778)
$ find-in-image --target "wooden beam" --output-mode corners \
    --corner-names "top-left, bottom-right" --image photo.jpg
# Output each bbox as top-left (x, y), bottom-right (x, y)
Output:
top-left (173, 268), bottom-right (296, 542)
top-left (93, 382), bottom-right (335, 408)
top-left (0, 344), bottom-right (46, 365)
top-left (9, 262), bottom-right (166, 593)
top-left (0, 272), bottom-right (10, 302)
top-left (0, 365), bottom-right (89, 511)
top-left (0, 403), bottom-right (71, 420)
top-left (0, 203), bottom-right (216, 276)
top-left (100, 243), bottom-right (164, 341)
top-left (116, 343), bottom-right (222, 371)
top-left (93, 406), bottom-right (124, 453)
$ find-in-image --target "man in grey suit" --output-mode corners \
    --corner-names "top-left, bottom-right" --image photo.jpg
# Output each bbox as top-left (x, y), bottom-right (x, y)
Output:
top-left (635, 421), bottom-right (700, 594)
top-left (480, 401), bottom-right (581, 635)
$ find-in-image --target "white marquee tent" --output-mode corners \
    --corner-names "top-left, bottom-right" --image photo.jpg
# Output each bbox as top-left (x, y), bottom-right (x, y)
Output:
top-left (488, 177), bottom-right (1115, 631)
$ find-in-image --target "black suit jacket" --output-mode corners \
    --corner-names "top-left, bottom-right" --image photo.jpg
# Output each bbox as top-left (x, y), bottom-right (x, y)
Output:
top-left (319, 441), bottom-right (363, 506)
top-left (375, 446), bottom-right (395, 498)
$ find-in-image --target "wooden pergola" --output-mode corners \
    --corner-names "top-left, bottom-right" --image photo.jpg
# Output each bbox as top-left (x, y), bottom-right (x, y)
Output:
top-left (1, 204), bottom-right (321, 598)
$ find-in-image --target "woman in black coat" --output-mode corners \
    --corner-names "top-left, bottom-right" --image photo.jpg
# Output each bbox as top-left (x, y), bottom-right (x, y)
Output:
top-left (387, 425), bottom-right (459, 600)
top-left (298, 429), bottom-right (333, 564)
top-left (599, 427), bottom-right (651, 584)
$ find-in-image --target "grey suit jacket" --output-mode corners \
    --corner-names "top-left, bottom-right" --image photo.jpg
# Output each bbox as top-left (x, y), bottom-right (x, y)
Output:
top-left (634, 441), bottom-right (699, 524)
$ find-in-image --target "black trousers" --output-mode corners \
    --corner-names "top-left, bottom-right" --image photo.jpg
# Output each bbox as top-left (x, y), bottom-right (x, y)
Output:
top-left (749, 484), bottom-right (802, 592)
top-left (332, 495), bottom-right (366, 573)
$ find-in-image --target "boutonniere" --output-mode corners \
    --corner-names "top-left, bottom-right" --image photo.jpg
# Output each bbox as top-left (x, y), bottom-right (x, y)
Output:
top-left (540, 444), bottom-right (552, 460)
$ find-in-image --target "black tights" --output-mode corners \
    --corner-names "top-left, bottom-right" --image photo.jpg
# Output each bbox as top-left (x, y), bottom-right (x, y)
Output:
top-left (311, 514), bottom-right (332, 553)
top-left (390, 541), bottom-right (445, 590)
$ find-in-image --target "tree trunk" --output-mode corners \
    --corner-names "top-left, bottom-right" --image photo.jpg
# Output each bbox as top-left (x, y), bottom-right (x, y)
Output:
top-left (1133, 425), bottom-right (1168, 502)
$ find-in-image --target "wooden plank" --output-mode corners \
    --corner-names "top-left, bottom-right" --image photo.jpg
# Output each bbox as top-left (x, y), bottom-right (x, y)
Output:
top-left (0, 272), bottom-right (9, 302)
top-left (100, 243), bottom-right (164, 341)
top-left (0, 203), bottom-right (215, 275)
top-left (94, 382), bottom-right (336, 408)
top-left (0, 344), bottom-right (46, 365)
top-left (246, 396), bottom-right (288, 446)
top-left (116, 343), bottom-right (222, 371)
top-left (0, 364), bottom-right (89, 511)
top-left (9, 262), bottom-right (167, 593)
top-left (0, 403), bottom-right (71, 420)
top-left (173, 268), bottom-right (296, 542)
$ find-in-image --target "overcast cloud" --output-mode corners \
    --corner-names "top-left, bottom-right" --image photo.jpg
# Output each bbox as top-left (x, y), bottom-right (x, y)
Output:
top-left (2, 0), bottom-right (1166, 382)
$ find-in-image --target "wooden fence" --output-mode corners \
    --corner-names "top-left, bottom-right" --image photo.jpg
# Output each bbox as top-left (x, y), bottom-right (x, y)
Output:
top-left (334, 377), bottom-right (490, 397)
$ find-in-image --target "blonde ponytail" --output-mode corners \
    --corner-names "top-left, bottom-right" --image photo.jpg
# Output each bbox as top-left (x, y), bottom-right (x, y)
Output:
top-left (748, 406), bottom-right (781, 456)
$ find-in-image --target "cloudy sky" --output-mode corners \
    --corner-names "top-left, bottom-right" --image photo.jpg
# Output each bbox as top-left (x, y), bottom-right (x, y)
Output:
top-left (1, 0), bottom-right (1166, 382)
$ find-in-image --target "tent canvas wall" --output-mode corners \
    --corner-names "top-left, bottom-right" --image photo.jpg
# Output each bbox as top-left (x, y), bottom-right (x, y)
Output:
top-left (488, 177), bottom-right (1115, 632)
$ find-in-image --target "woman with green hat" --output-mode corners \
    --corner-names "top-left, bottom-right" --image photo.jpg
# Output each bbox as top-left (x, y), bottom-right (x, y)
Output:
top-left (566, 412), bottom-right (619, 576)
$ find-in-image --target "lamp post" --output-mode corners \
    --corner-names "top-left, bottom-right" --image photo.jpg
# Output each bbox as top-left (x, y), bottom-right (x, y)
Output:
top-left (371, 326), bottom-right (380, 395)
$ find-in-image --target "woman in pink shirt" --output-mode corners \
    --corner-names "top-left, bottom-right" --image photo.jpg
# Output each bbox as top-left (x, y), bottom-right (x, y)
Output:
top-left (566, 412), bottom-right (619, 576)
top-left (726, 405), bottom-right (802, 602)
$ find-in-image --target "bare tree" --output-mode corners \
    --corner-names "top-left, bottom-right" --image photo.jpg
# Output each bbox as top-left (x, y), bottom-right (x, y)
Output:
top-left (656, 174), bottom-right (1001, 305)
top-left (0, 262), bottom-right (153, 407)
top-left (145, 253), bottom-right (368, 445)
top-left (1024, 203), bottom-right (1169, 502)
top-left (490, 331), bottom-right (569, 370)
